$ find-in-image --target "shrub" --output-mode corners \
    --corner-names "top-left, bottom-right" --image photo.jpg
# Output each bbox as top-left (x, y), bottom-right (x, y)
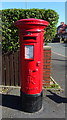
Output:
top-left (1, 8), bottom-right (59, 53)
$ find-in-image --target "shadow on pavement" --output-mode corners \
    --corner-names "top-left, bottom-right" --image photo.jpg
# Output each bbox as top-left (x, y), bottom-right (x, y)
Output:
top-left (46, 90), bottom-right (67, 103)
top-left (0, 94), bottom-right (22, 111)
top-left (0, 90), bottom-right (67, 111)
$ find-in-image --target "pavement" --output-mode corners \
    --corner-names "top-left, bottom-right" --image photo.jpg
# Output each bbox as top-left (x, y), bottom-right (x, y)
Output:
top-left (0, 87), bottom-right (66, 119)
top-left (0, 43), bottom-right (67, 119)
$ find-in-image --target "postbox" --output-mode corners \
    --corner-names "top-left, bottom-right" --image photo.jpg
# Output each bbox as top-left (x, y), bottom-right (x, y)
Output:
top-left (15, 18), bottom-right (49, 112)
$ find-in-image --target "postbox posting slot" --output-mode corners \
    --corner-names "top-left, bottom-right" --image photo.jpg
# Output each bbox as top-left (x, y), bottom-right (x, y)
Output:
top-left (23, 36), bottom-right (36, 40)
top-left (25, 45), bottom-right (34, 60)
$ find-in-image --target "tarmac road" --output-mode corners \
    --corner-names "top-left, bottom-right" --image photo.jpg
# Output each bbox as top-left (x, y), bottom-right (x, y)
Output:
top-left (48, 43), bottom-right (66, 56)
top-left (48, 43), bottom-right (67, 90)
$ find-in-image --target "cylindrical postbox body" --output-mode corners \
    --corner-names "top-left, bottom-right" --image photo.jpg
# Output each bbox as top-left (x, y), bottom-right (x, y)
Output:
top-left (15, 18), bottom-right (49, 112)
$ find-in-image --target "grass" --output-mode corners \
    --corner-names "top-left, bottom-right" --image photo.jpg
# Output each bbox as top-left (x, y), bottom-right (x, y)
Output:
top-left (43, 77), bottom-right (61, 90)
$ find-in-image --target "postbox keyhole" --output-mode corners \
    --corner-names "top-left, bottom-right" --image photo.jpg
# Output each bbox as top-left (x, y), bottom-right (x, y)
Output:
top-left (32, 69), bottom-right (38, 72)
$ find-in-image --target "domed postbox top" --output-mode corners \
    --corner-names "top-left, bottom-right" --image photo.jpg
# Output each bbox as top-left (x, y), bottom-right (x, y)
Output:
top-left (15, 18), bottom-right (49, 30)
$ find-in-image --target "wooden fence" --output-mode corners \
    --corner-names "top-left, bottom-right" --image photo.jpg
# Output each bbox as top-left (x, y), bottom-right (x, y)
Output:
top-left (2, 46), bottom-right (51, 87)
top-left (2, 51), bottom-right (20, 86)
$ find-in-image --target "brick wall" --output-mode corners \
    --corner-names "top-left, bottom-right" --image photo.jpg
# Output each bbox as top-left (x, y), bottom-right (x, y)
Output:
top-left (43, 46), bottom-right (51, 87)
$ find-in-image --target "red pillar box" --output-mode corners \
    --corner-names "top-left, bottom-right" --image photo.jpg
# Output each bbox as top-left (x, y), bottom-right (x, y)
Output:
top-left (15, 18), bottom-right (49, 112)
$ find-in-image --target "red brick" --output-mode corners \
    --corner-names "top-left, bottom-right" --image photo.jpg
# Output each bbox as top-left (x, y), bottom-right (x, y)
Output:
top-left (43, 62), bottom-right (50, 65)
top-left (43, 69), bottom-right (50, 72)
top-left (44, 50), bottom-right (51, 53)
top-left (43, 72), bottom-right (50, 76)
top-left (43, 77), bottom-right (50, 80)
top-left (43, 74), bottom-right (50, 77)
top-left (44, 65), bottom-right (50, 69)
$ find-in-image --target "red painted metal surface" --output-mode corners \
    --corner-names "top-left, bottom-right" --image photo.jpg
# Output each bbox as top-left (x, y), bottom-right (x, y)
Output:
top-left (15, 18), bottom-right (49, 94)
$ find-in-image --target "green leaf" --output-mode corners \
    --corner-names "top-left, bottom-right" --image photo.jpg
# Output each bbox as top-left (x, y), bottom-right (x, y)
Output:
top-left (1, 8), bottom-right (59, 53)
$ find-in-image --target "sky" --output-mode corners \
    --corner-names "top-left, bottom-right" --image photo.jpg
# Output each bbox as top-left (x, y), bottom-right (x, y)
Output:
top-left (0, 2), bottom-right (66, 26)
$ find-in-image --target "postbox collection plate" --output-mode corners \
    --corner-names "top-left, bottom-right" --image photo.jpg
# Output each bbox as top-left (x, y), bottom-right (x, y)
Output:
top-left (25, 45), bottom-right (34, 59)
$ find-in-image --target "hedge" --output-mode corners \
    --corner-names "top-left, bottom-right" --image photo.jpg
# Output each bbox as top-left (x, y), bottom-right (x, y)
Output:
top-left (1, 8), bottom-right (59, 53)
